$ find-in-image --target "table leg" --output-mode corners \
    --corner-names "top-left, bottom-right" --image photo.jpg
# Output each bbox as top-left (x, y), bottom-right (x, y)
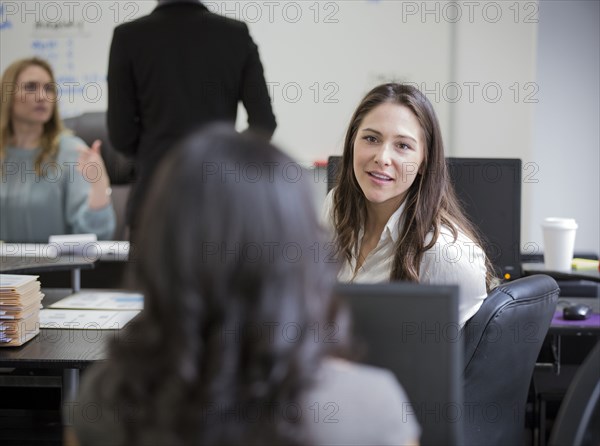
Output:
top-left (62, 368), bottom-right (80, 426)
top-left (71, 268), bottom-right (81, 292)
top-left (62, 368), bottom-right (80, 402)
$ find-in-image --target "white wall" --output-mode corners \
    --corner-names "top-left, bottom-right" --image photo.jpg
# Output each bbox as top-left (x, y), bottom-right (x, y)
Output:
top-left (450, 1), bottom-right (539, 254)
top-left (1, 1), bottom-right (598, 252)
top-left (0, 1), bottom-right (454, 164)
top-left (530, 0), bottom-right (599, 254)
top-left (244, 1), bottom-right (454, 165)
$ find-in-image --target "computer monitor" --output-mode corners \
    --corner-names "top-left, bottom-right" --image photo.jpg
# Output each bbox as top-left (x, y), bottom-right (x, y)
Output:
top-left (447, 158), bottom-right (522, 280)
top-left (334, 282), bottom-right (464, 446)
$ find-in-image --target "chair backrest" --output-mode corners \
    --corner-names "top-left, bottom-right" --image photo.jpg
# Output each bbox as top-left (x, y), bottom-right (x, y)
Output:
top-left (463, 274), bottom-right (559, 446)
top-left (63, 111), bottom-right (135, 186)
top-left (327, 155), bottom-right (342, 194)
top-left (63, 112), bottom-right (134, 240)
top-left (549, 340), bottom-right (600, 446)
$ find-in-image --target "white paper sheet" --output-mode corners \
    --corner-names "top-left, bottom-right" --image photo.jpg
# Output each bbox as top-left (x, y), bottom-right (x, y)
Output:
top-left (39, 309), bottom-right (139, 330)
top-left (49, 291), bottom-right (143, 310)
top-left (0, 274), bottom-right (39, 289)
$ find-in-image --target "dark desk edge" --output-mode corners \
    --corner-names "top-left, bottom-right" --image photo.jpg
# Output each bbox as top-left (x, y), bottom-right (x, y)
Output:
top-left (0, 256), bottom-right (96, 274)
top-left (522, 263), bottom-right (600, 283)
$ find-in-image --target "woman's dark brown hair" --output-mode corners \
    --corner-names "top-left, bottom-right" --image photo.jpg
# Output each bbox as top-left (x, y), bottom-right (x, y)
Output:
top-left (94, 125), bottom-right (350, 445)
top-left (333, 83), bottom-right (496, 288)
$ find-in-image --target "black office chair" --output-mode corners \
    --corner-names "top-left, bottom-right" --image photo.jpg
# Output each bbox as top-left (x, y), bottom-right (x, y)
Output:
top-left (63, 111), bottom-right (135, 185)
top-left (63, 111), bottom-right (135, 240)
top-left (548, 340), bottom-right (600, 446)
top-left (462, 274), bottom-right (559, 446)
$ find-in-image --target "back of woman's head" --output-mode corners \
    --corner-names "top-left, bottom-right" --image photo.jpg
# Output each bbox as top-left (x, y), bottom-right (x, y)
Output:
top-left (112, 125), bottom-right (345, 445)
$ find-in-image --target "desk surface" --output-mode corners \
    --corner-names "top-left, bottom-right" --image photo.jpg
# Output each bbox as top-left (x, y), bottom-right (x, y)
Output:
top-left (0, 289), bottom-right (111, 369)
top-left (2, 288), bottom-right (596, 369)
top-left (0, 256), bottom-right (95, 274)
top-left (0, 242), bottom-right (130, 262)
top-left (522, 263), bottom-right (600, 283)
top-left (549, 310), bottom-right (600, 336)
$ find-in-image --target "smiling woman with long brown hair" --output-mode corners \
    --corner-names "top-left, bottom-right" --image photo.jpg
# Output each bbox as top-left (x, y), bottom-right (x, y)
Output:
top-left (324, 83), bottom-right (497, 327)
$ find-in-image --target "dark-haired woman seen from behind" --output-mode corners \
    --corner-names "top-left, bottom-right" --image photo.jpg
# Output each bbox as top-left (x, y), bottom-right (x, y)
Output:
top-left (323, 83), bottom-right (497, 327)
top-left (69, 125), bottom-right (420, 446)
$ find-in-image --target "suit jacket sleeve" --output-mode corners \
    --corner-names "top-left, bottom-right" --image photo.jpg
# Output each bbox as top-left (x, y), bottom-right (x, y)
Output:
top-left (107, 26), bottom-right (140, 157)
top-left (240, 24), bottom-right (277, 139)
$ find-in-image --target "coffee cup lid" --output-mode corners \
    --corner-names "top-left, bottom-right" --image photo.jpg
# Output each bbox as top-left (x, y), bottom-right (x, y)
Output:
top-left (542, 217), bottom-right (578, 230)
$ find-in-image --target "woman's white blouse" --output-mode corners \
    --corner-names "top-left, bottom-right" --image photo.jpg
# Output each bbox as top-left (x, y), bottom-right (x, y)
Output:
top-left (322, 190), bottom-right (488, 327)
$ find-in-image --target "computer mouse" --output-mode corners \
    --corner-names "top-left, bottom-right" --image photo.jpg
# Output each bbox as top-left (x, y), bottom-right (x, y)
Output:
top-left (563, 303), bottom-right (592, 321)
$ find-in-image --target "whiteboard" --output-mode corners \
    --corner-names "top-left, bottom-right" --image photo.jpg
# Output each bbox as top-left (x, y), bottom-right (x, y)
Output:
top-left (0, 1), bottom-right (452, 163)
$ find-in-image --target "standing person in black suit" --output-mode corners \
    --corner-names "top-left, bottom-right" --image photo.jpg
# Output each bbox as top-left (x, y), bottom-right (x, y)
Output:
top-left (106, 0), bottom-right (277, 235)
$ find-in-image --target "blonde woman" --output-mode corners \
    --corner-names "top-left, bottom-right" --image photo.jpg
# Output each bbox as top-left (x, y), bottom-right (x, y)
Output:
top-left (0, 57), bottom-right (115, 242)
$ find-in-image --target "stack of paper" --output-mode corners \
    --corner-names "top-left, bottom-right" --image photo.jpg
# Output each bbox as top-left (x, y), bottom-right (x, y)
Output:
top-left (39, 291), bottom-right (142, 330)
top-left (0, 274), bottom-right (44, 347)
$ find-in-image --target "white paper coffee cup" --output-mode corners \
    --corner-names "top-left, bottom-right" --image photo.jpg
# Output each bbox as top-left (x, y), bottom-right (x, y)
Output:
top-left (542, 218), bottom-right (578, 272)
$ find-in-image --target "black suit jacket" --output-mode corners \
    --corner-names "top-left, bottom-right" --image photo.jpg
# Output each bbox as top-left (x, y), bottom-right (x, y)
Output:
top-left (107, 1), bottom-right (277, 225)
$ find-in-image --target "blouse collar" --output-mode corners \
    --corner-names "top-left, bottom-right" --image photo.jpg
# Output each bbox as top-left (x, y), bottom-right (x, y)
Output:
top-left (383, 200), bottom-right (407, 244)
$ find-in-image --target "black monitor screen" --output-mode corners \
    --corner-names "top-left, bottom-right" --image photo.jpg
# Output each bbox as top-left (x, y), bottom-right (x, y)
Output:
top-left (447, 158), bottom-right (522, 280)
top-left (335, 282), bottom-right (463, 446)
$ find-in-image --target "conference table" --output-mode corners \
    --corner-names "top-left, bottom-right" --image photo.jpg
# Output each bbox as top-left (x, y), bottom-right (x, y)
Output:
top-left (0, 289), bottom-right (115, 406)
top-left (0, 260), bottom-right (597, 438)
top-left (0, 242), bottom-right (132, 408)
top-left (0, 254), bottom-right (95, 292)
top-left (0, 241), bottom-right (130, 291)
top-left (1, 292), bottom-right (597, 403)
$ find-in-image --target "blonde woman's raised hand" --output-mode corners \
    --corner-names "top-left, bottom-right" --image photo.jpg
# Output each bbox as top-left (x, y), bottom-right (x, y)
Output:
top-left (76, 139), bottom-right (112, 209)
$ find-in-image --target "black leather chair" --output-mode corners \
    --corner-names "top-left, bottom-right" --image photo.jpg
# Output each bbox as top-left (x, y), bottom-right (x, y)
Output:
top-left (549, 340), bottom-right (600, 446)
top-left (62, 111), bottom-right (135, 185)
top-left (63, 111), bottom-right (135, 240)
top-left (463, 274), bottom-right (559, 446)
